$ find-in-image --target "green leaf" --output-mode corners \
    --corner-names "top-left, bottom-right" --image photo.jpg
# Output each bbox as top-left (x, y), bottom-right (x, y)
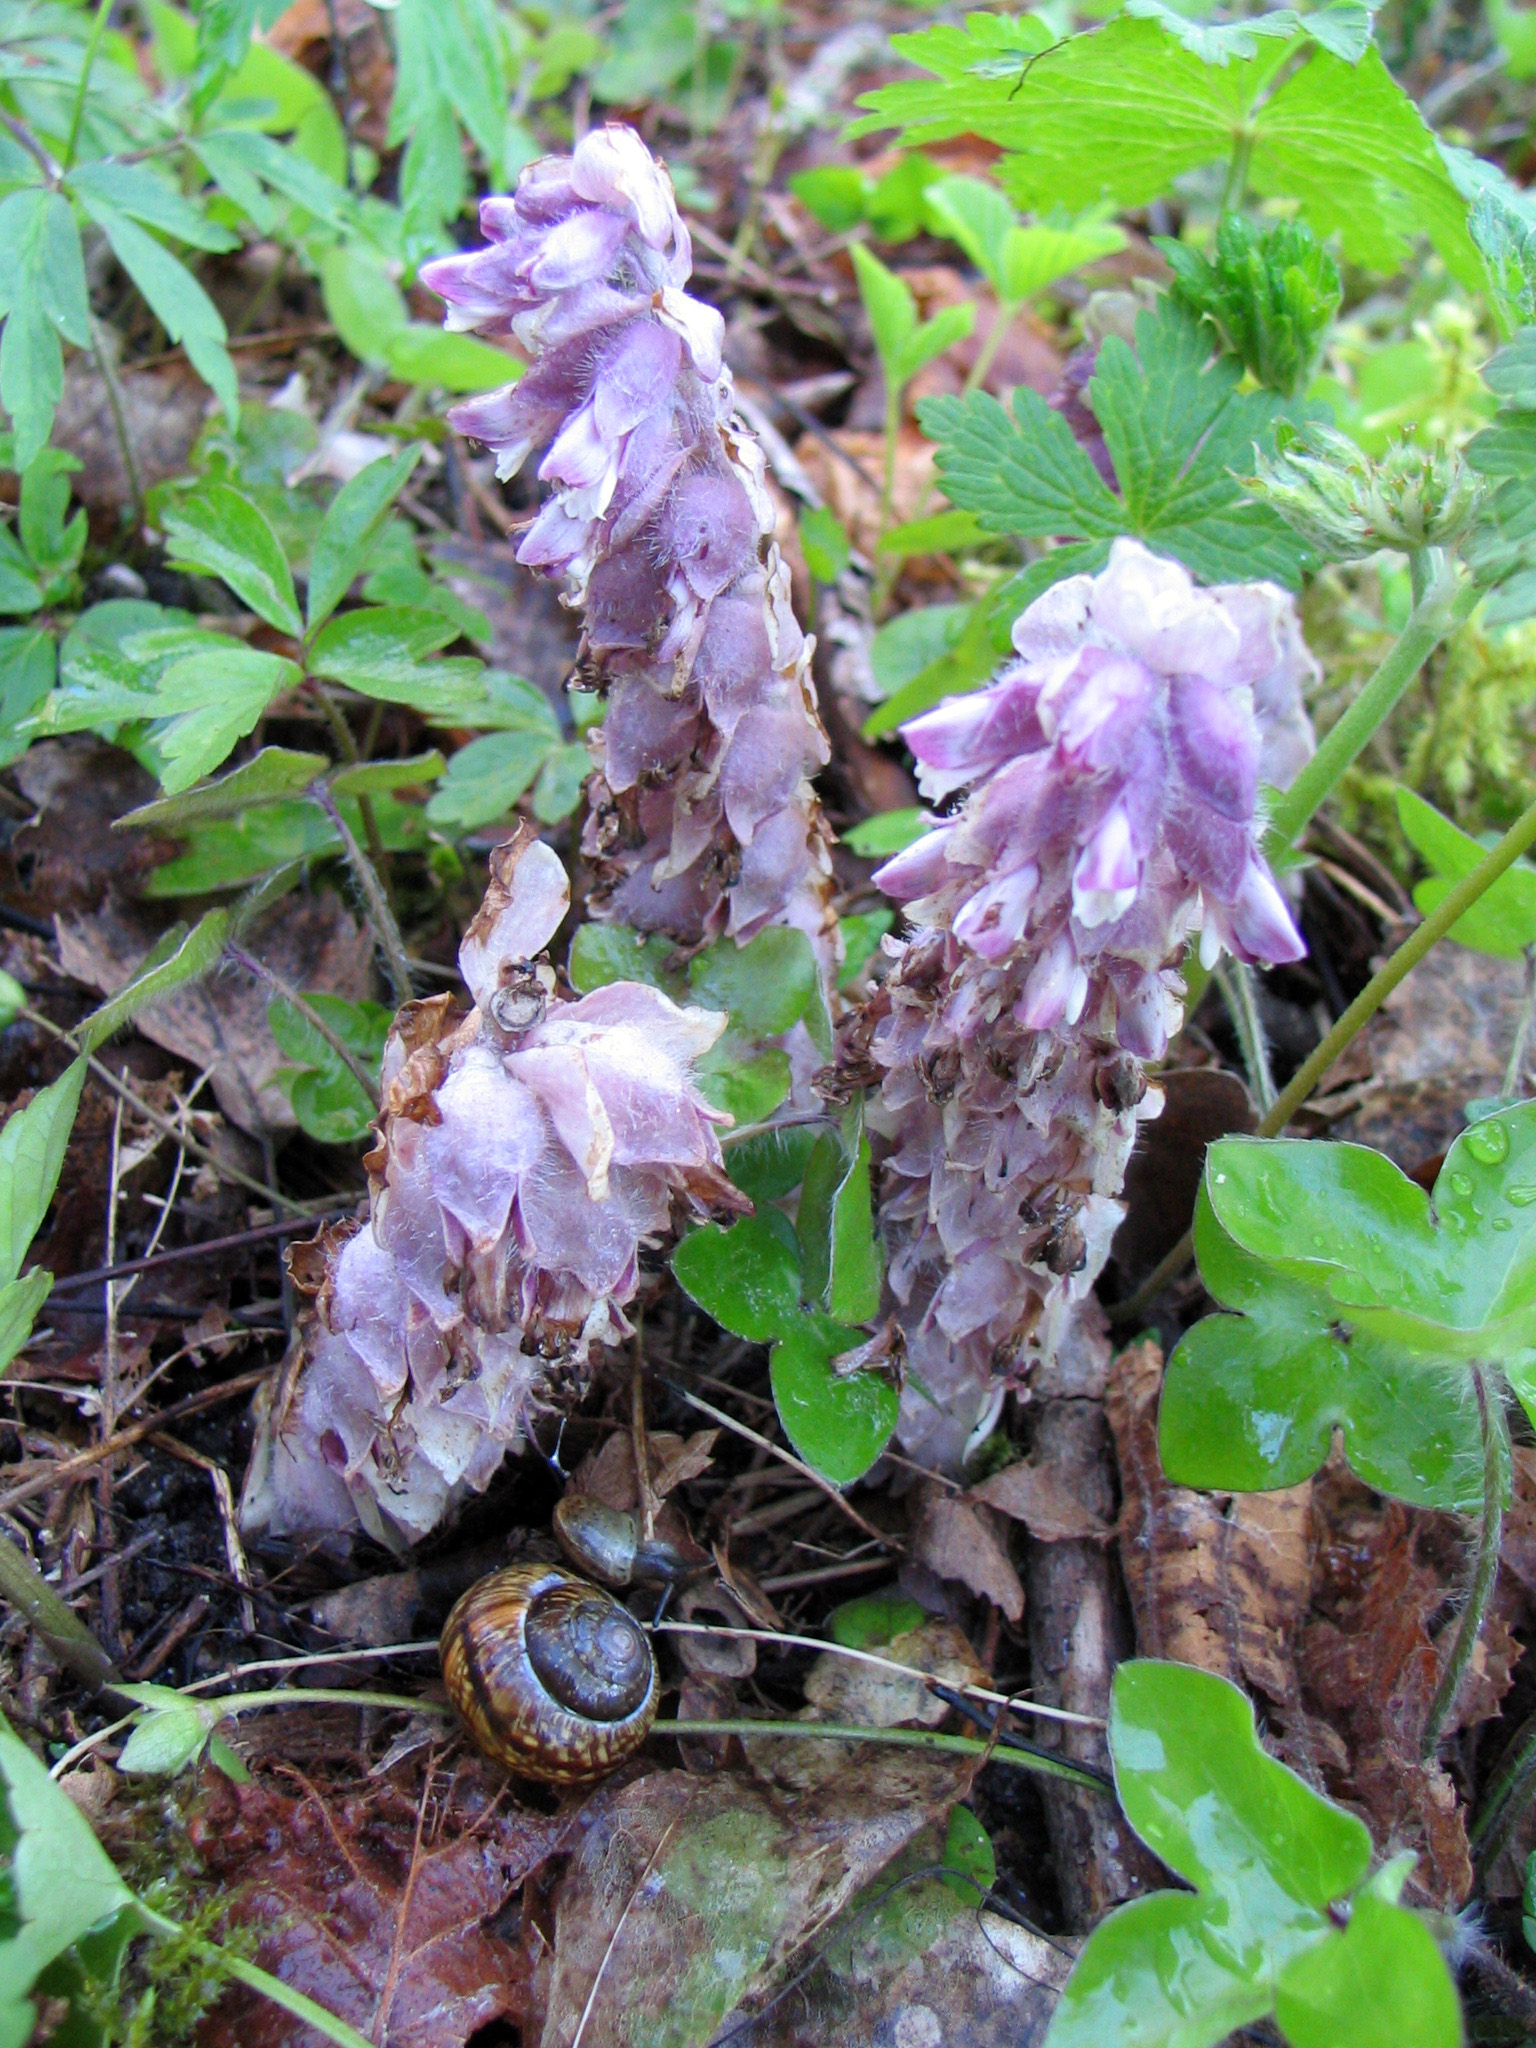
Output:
top-left (77, 912), bottom-right (230, 1057)
top-left (0, 1061), bottom-right (86, 1291)
top-left (799, 506), bottom-right (852, 584)
top-left (769, 1315), bottom-right (899, 1484)
top-left (113, 1689), bottom-right (215, 1777)
top-left (851, 244), bottom-right (919, 378)
top-left (329, 752), bottom-right (444, 800)
top-left (0, 1715), bottom-right (135, 2046)
top-left (306, 449), bottom-right (421, 633)
top-left (923, 177), bottom-right (1124, 304)
top-left (317, 243), bottom-right (409, 367)
top-left (0, 1270), bottom-right (54, 1377)
top-left (75, 198), bottom-right (237, 424)
top-left (876, 511), bottom-right (988, 559)
top-left (0, 630), bottom-right (56, 767)
top-left (0, 191), bottom-right (89, 468)
top-left (797, 1099), bottom-right (882, 1323)
top-left (827, 1589), bottom-right (929, 1649)
top-left (1397, 787), bottom-right (1536, 957)
top-left (789, 166), bottom-right (869, 235)
top-left (688, 927), bottom-right (820, 1040)
top-left (17, 448), bottom-right (86, 597)
top-left (1274, 1891), bottom-right (1461, 2048)
top-left (64, 162), bottom-right (237, 255)
top-left (307, 606), bottom-right (487, 716)
top-left (725, 1123), bottom-right (822, 1206)
top-left (940, 1806), bottom-right (996, 1903)
top-left (144, 649), bottom-right (299, 793)
top-left (161, 485), bottom-right (301, 636)
top-left (427, 729), bottom-right (559, 833)
top-left (568, 923), bottom-right (684, 1000)
top-left (838, 909), bottom-right (894, 991)
top-left (1161, 212), bottom-right (1341, 397)
top-left (674, 1215), bottom-right (802, 1341)
top-left (1044, 1660), bottom-right (1449, 2048)
top-left (1162, 1107), bottom-right (1536, 1510)
top-left (531, 742), bottom-right (589, 824)
top-left (695, 1045), bottom-right (792, 1125)
top-left (268, 993), bottom-right (389, 1148)
top-left (856, 17), bottom-right (1480, 291)
top-left (116, 747), bottom-right (329, 831)
top-left (843, 810), bottom-right (932, 858)
top-left (385, 326), bottom-right (521, 394)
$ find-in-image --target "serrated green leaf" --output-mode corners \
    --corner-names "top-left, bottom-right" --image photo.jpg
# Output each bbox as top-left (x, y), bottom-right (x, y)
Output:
top-left (0, 191), bottom-right (88, 468)
top-left (161, 485), bottom-right (300, 636)
top-left (75, 199), bottom-right (237, 423)
top-left (916, 387), bottom-right (1123, 542)
top-left (116, 747), bottom-right (329, 832)
top-left (0, 1060), bottom-right (85, 1291)
top-left (769, 1316), bottom-right (898, 1484)
top-left (306, 450), bottom-right (421, 633)
top-left (145, 648), bottom-right (298, 793)
top-left (857, 16), bottom-right (1479, 290)
top-left (531, 741), bottom-right (589, 823)
top-left (673, 1216), bottom-right (802, 1342)
top-left (425, 728), bottom-right (556, 832)
top-left (77, 912), bottom-right (230, 1056)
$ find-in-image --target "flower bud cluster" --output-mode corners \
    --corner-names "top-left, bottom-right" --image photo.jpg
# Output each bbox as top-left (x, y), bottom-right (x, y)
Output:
top-left (866, 540), bottom-right (1314, 1466)
top-left (240, 831), bottom-right (740, 1546)
top-left (422, 126), bottom-right (835, 956)
top-left (1250, 421), bottom-right (1483, 560)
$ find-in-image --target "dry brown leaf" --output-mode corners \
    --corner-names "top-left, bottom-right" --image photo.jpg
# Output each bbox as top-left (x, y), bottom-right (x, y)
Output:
top-left (56, 891), bottom-right (374, 1134)
top-left (802, 1619), bottom-right (987, 1730)
top-left (527, 1756), bottom-right (965, 2048)
top-left (792, 429), bottom-right (934, 560)
top-left (650, 1429), bottom-right (719, 1499)
top-left (971, 1460), bottom-right (1111, 1543)
top-left (913, 1483), bottom-right (1025, 1621)
top-left (191, 1759), bottom-right (572, 2048)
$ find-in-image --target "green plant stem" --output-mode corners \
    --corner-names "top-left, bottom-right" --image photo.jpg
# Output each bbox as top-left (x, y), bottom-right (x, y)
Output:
top-left (226, 944), bottom-right (380, 1107)
top-left (656, 1719), bottom-right (1109, 1790)
top-left (1212, 958), bottom-right (1275, 1113)
top-left (961, 302), bottom-right (1020, 397)
top-left (205, 1685), bottom-right (438, 1720)
top-left (1504, 945), bottom-right (1536, 1098)
top-left (1221, 127), bottom-right (1255, 212)
top-left (1421, 1364), bottom-right (1510, 1759)
top-left (1112, 785), bottom-right (1536, 1321)
top-left (1471, 1710), bottom-right (1536, 1867)
top-left (63, 0), bottom-right (114, 170)
top-left (0, 1529), bottom-right (117, 1688)
top-left (311, 784), bottom-right (413, 1002)
top-left (135, 1904), bottom-right (374, 2048)
top-left (1264, 556), bottom-right (1472, 861)
top-left (87, 313), bottom-right (144, 530)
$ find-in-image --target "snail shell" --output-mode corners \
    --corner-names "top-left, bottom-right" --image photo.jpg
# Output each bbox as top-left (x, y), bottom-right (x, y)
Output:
top-left (552, 1494), bottom-right (699, 1590)
top-left (440, 1563), bottom-right (658, 1785)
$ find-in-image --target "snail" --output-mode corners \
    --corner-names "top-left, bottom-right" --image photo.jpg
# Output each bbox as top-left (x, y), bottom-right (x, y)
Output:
top-left (440, 1562), bottom-right (658, 1785)
top-left (552, 1493), bottom-right (705, 1590)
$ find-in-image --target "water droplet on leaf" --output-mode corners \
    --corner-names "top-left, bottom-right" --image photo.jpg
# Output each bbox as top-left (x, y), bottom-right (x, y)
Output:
top-left (1464, 1120), bottom-right (1510, 1166)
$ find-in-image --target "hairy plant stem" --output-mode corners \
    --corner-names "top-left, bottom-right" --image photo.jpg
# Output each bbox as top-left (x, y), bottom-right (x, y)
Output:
top-left (1421, 1363), bottom-right (1509, 1759)
top-left (1264, 554), bottom-right (1473, 862)
top-left (1212, 957), bottom-right (1275, 1112)
top-left (0, 1529), bottom-right (117, 1688)
top-left (225, 944), bottom-right (381, 1107)
top-left (1471, 1709), bottom-right (1536, 1868)
top-left (1112, 784), bottom-right (1536, 1320)
top-left (134, 1903), bottom-right (374, 2048)
top-left (961, 303), bottom-right (1019, 398)
top-left (87, 314), bottom-right (144, 529)
top-left (311, 783), bottom-right (413, 1001)
top-left (63, 0), bottom-right (114, 170)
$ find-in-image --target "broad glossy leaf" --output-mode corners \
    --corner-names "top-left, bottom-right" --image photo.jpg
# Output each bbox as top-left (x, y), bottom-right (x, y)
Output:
top-left (769, 1315), bottom-right (899, 1484)
top-left (0, 1059), bottom-right (85, 1290)
top-left (672, 1216), bottom-right (801, 1343)
top-left (161, 485), bottom-right (300, 635)
top-left (695, 1044), bottom-right (792, 1125)
top-left (1161, 1185), bottom-right (1485, 1510)
top-left (689, 927), bottom-right (819, 1039)
top-left (1274, 1891), bottom-right (1461, 2048)
top-left (798, 1099), bottom-right (882, 1324)
top-left (567, 923), bottom-right (683, 1001)
top-left (305, 448), bottom-right (421, 632)
top-left (725, 1123), bottom-right (822, 1205)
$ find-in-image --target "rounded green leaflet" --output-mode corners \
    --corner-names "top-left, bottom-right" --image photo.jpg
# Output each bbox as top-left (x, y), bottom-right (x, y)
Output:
top-left (1274, 1892), bottom-right (1461, 2048)
top-left (768, 1316), bottom-right (899, 1486)
top-left (672, 1216), bottom-right (801, 1344)
top-left (1160, 1185), bottom-right (1485, 1511)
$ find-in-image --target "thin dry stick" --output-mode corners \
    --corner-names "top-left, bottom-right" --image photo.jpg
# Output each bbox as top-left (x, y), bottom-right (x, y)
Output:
top-left (97, 1075), bottom-right (130, 1651)
top-left (652, 1621), bottom-right (1101, 1728)
top-left (662, 1379), bottom-right (897, 1552)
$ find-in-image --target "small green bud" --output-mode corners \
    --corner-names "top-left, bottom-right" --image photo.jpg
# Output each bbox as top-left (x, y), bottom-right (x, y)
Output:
top-left (1248, 422), bottom-right (1484, 562)
top-left (0, 971), bottom-right (26, 1028)
top-left (1160, 214), bottom-right (1341, 398)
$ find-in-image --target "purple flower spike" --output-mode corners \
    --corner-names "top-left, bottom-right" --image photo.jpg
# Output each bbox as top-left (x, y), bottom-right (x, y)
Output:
top-left (239, 828), bottom-right (745, 1546)
top-left (864, 539), bottom-right (1317, 1470)
top-left (425, 125), bottom-right (836, 963)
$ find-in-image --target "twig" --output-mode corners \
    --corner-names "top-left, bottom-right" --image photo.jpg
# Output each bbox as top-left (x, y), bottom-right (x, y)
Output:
top-left (1421, 1364), bottom-right (1510, 1758)
top-left (48, 1211), bottom-right (347, 1296)
top-left (226, 945), bottom-right (381, 1107)
top-left (660, 1378), bottom-right (898, 1552)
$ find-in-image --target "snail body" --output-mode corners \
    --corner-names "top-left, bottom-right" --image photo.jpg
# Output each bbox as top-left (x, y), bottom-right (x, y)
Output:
top-left (440, 1563), bottom-right (658, 1784)
top-left (552, 1494), bottom-right (701, 1590)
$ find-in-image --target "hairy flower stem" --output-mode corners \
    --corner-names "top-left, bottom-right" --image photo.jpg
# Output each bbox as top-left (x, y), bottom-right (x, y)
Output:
top-left (1264, 554), bottom-right (1473, 860)
top-left (134, 1904), bottom-right (374, 2048)
top-left (1114, 786), bottom-right (1536, 1320)
top-left (0, 1528), bottom-right (117, 1688)
top-left (1470, 1709), bottom-right (1536, 1868)
top-left (224, 945), bottom-right (381, 1106)
top-left (311, 783), bottom-right (413, 1001)
top-left (1421, 1364), bottom-right (1510, 1759)
top-left (656, 1719), bottom-right (1110, 1788)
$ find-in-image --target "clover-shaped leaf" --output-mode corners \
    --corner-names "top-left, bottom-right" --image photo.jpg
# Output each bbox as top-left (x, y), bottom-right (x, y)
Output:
top-left (1044, 1662), bottom-right (1460, 2048)
top-left (1162, 1105), bottom-right (1536, 1510)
